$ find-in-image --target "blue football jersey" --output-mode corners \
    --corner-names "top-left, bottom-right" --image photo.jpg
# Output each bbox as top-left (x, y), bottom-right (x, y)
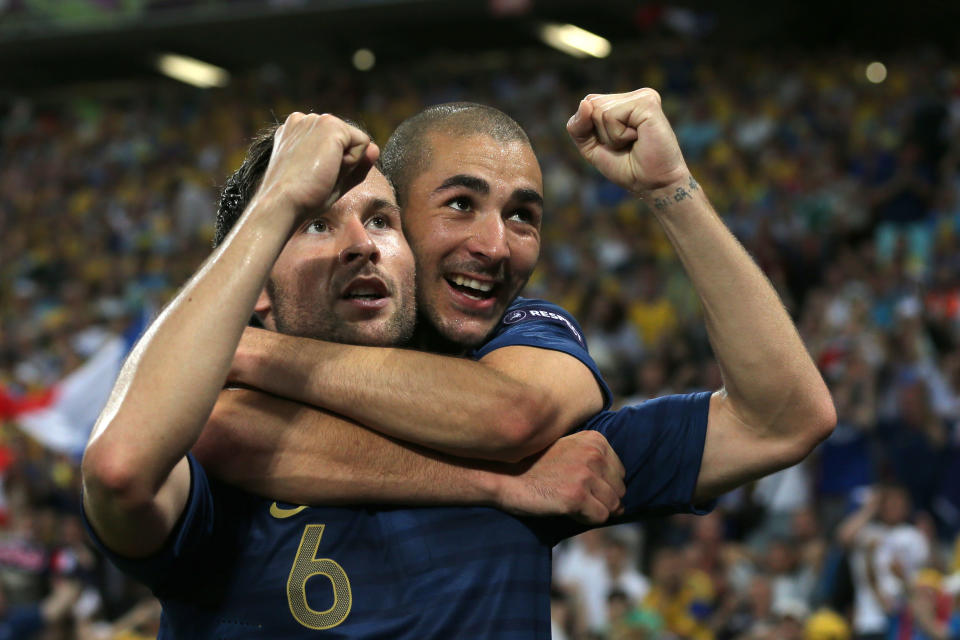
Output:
top-left (84, 298), bottom-right (712, 638)
top-left (471, 297), bottom-right (613, 410)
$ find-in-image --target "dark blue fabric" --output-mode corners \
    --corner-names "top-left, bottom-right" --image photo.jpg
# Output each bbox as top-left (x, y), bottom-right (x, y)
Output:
top-left (585, 392), bottom-right (712, 517)
top-left (0, 605), bottom-right (43, 640)
top-left (471, 297), bottom-right (613, 410)
top-left (541, 392), bottom-right (714, 542)
top-left (84, 456), bottom-right (554, 638)
top-left (82, 301), bottom-right (712, 638)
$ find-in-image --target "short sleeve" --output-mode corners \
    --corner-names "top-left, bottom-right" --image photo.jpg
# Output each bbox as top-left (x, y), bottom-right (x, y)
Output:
top-left (470, 298), bottom-right (612, 409)
top-left (537, 392), bottom-right (713, 544)
top-left (582, 392), bottom-right (713, 517)
top-left (81, 453), bottom-right (217, 592)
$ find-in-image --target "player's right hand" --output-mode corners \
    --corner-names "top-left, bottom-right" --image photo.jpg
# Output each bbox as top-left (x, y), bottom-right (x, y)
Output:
top-left (254, 112), bottom-right (378, 225)
top-left (566, 89), bottom-right (687, 195)
top-left (497, 430), bottom-right (626, 525)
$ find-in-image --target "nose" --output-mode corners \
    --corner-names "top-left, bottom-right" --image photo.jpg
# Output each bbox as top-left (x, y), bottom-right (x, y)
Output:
top-left (338, 218), bottom-right (379, 266)
top-left (465, 213), bottom-right (509, 263)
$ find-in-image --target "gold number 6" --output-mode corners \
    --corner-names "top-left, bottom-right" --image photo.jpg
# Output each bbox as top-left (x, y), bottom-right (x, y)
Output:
top-left (286, 524), bottom-right (353, 629)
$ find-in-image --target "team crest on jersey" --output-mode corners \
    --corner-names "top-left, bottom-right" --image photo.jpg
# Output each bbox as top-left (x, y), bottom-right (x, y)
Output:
top-left (502, 307), bottom-right (585, 346)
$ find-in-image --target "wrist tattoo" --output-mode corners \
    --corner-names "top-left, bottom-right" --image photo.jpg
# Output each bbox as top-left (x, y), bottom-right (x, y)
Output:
top-left (649, 174), bottom-right (698, 211)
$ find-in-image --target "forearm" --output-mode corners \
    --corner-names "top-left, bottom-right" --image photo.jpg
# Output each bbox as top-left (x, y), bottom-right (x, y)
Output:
top-left (647, 176), bottom-right (834, 439)
top-left (198, 389), bottom-right (625, 524)
top-left (233, 332), bottom-right (553, 460)
top-left (194, 389), bottom-right (507, 505)
top-left (84, 193), bottom-right (292, 500)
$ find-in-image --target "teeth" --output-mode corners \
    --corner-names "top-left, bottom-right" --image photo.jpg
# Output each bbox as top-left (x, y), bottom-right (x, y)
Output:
top-left (450, 275), bottom-right (494, 292)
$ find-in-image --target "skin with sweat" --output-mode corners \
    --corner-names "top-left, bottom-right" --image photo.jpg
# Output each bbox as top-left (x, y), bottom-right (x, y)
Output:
top-left (402, 132), bottom-right (543, 351)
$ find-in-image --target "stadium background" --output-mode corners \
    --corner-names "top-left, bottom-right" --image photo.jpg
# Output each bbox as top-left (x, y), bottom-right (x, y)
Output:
top-left (2, 0), bottom-right (960, 637)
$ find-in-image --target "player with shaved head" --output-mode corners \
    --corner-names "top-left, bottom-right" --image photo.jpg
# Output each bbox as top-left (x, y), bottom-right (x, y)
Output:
top-left (80, 114), bottom-right (629, 637)
top-left (195, 93), bottom-right (833, 635)
top-left (83, 89), bottom-right (835, 637)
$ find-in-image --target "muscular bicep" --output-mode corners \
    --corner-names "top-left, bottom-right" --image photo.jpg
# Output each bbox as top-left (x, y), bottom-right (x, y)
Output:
top-left (479, 345), bottom-right (604, 444)
top-left (693, 391), bottom-right (813, 503)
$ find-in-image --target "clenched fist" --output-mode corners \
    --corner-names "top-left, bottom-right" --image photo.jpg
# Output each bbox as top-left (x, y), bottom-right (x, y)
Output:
top-left (255, 113), bottom-right (378, 226)
top-left (566, 89), bottom-right (688, 194)
top-left (496, 430), bottom-right (626, 525)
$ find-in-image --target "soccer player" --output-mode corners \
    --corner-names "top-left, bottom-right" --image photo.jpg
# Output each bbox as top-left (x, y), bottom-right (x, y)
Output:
top-left (80, 114), bottom-right (628, 637)
top-left (193, 91), bottom-right (835, 634)
top-left (203, 91), bottom-right (835, 504)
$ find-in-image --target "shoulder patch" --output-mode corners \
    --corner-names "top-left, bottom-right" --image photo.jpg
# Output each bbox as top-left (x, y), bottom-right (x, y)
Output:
top-left (502, 307), bottom-right (585, 346)
top-left (503, 309), bottom-right (527, 324)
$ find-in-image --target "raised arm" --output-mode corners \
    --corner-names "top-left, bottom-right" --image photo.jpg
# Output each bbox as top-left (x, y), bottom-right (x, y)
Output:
top-left (566, 89), bottom-right (836, 503)
top-left (81, 113), bottom-right (375, 557)
top-left (194, 387), bottom-right (625, 524)
top-left (227, 325), bottom-right (603, 462)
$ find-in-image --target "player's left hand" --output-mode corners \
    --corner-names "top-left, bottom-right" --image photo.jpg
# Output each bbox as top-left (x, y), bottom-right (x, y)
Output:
top-left (566, 88), bottom-right (688, 194)
top-left (497, 430), bottom-right (626, 525)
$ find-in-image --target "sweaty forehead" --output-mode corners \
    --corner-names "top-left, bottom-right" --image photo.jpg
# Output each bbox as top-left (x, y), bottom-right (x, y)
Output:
top-left (339, 167), bottom-right (397, 206)
top-left (421, 132), bottom-right (542, 191)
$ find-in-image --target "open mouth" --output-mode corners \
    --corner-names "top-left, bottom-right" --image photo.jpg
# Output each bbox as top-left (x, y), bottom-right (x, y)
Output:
top-left (341, 277), bottom-right (389, 301)
top-left (444, 274), bottom-right (499, 301)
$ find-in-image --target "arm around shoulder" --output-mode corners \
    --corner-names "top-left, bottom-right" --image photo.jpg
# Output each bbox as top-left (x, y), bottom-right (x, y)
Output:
top-left (227, 328), bottom-right (605, 463)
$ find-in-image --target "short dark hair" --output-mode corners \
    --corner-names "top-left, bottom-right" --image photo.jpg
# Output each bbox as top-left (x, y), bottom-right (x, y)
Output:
top-left (379, 102), bottom-right (530, 206)
top-left (213, 116), bottom-right (372, 248)
top-left (213, 125), bottom-right (277, 247)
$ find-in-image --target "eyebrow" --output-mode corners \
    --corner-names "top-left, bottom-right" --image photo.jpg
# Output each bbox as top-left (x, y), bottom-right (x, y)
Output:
top-left (433, 174), bottom-right (489, 196)
top-left (433, 175), bottom-right (544, 208)
top-left (369, 198), bottom-right (402, 215)
top-left (512, 188), bottom-right (544, 208)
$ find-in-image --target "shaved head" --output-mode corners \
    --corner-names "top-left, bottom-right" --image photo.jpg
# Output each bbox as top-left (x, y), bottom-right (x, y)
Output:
top-left (379, 102), bottom-right (531, 206)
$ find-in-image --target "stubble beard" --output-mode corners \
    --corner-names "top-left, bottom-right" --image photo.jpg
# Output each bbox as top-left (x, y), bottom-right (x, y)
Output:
top-left (266, 278), bottom-right (416, 347)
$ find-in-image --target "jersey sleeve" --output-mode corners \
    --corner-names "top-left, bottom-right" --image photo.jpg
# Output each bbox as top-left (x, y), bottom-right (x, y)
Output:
top-left (470, 298), bottom-right (613, 410)
top-left (536, 392), bottom-right (714, 544)
top-left (81, 453), bottom-right (217, 593)
top-left (585, 392), bottom-right (714, 517)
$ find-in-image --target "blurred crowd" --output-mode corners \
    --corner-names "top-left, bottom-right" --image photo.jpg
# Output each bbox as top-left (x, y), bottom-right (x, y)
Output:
top-left (2, 38), bottom-right (960, 639)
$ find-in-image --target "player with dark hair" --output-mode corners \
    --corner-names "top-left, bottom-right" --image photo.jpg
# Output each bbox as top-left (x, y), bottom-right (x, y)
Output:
top-left (80, 114), bottom-right (630, 637)
top-left (184, 92), bottom-right (834, 635)
top-left (205, 94), bottom-right (834, 494)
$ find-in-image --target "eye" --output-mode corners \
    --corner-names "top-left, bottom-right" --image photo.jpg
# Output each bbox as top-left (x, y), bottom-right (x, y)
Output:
top-left (305, 219), bottom-right (328, 234)
top-left (507, 209), bottom-right (535, 225)
top-left (507, 208), bottom-right (541, 227)
top-left (447, 196), bottom-right (472, 212)
top-left (367, 215), bottom-right (388, 230)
